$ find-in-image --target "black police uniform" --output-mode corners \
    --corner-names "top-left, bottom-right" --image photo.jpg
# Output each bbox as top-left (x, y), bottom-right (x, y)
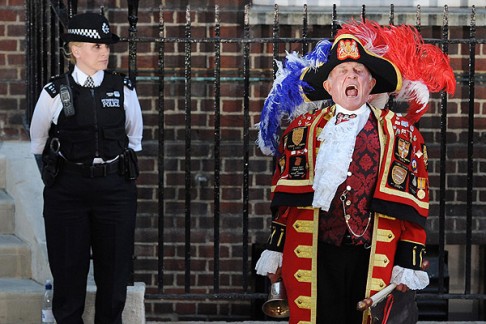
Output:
top-left (42, 71), bottom-right (137, 324)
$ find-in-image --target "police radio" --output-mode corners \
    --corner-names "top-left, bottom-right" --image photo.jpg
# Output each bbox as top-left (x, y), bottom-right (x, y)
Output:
top-left (60, 74), bottom-right (75, 117)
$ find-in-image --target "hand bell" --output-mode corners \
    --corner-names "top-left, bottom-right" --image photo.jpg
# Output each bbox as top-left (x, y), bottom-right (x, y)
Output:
top-left (262, 281), bottom-right (290, 318)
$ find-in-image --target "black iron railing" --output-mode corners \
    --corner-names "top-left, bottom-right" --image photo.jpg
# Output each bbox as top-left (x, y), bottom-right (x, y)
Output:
top-left (25, 1), bottom-right (486, 320)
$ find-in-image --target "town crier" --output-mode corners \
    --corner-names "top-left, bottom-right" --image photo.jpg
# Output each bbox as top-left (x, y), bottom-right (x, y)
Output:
top-left (255, 20), bottom-right (455, 324)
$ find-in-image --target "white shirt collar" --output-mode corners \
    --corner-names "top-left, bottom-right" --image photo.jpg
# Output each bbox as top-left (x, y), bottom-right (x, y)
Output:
top-left (72, 66), bottom-right (104, 87)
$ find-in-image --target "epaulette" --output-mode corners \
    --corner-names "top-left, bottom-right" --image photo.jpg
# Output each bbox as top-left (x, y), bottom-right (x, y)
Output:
top-left (123, 76), bottom-right (134, 90)
top-left (43, 82), bottom-right (57, 98)
top-left (44, 74), bottom-right (66, 98)
top-left (109, 70), bottom-right (135, 90)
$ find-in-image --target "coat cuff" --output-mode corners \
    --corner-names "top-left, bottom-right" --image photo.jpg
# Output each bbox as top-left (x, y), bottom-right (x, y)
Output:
top-left (267, 221), bottom-right (286, 252)
top-left (390, 265), bottom-right (429, 290)
top-left (255, 250), bottom-right (283, 276)
top-left (395, 240), bottom-right (426, 270)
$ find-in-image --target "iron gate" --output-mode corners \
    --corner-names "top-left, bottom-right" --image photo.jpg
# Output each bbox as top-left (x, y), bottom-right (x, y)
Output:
top-left (25, 0), bottom-right (486, 320)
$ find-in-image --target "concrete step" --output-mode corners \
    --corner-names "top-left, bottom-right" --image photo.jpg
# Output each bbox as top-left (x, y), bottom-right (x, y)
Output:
top-left (0, 272), bottom-right (146, 324)
top-left (0, 234), bottom-right (32, 278)
top-left (84, 282), bottom-right (146, 324)
top-left (0, 278), bottom-right (44, 324)
top-left (0, 190), bottom-right (14, 234)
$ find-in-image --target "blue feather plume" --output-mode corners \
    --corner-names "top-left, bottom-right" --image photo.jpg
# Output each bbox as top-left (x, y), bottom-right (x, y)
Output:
top-left (257, 40), bottom-right (332, 155)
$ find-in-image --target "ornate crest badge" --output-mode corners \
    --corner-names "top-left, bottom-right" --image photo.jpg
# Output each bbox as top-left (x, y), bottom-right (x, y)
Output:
top-left (388, 161), bottom-right (408, 191)
top-left (395, 137), bottom-right (411, 163)
top-left (292, 127), bottom-right (304, 146)
top-left (286, 127), bottom-right (307, 151)
top-left (337, 39), bottom-right (360, 61)
top-left (391, 164), bottom-right (407, 185)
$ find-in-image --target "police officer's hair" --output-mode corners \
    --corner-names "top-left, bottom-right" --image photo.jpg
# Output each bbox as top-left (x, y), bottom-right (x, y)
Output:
top-left (62, 42), bottom-right (83, 65)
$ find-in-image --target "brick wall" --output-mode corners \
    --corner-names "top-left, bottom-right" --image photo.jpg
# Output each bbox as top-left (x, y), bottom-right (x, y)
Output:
top-left (0, 0), bottom-right (28, 140)
top-left (422, 25), bottom-right (486, 245)
top-left (2, 0), bottom-right (486, 321)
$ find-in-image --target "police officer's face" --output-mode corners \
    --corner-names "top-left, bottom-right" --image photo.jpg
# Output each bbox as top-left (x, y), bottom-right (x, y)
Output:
top-left (72, 42), bottom-right (110, 76)
top-left (323, 62), bottom-right (376, 111)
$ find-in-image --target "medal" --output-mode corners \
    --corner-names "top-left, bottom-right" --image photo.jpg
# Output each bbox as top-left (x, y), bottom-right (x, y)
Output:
top-left (417, 177), bottom-right (427, 199)
top-left (417, 189), bottom-right (426, 199)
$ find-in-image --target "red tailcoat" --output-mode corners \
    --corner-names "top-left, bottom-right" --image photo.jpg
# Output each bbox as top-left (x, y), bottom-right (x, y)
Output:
top-left (266, 105), bottom-right (428, 324)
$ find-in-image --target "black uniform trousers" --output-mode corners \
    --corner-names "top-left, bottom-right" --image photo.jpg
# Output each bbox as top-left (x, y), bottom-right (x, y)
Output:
top-left (43, 167), bottom-right (137, 324)
top-left (316, 242), bottom-right (371, 324)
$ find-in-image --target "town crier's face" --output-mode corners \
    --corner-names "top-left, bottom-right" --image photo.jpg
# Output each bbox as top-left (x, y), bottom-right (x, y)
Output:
top-left (323, 62), bottom-right (376, 111)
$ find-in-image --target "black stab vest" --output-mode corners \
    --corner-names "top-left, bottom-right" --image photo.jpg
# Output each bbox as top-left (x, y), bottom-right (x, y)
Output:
top-left (48, 72), bottom-right (128, 163)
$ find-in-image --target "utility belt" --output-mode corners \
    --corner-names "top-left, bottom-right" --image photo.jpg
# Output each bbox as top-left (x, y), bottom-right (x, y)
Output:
top-left (63, 158), bottom-right (121, 178)
top-left (42, 137), bottom-right (139, 186)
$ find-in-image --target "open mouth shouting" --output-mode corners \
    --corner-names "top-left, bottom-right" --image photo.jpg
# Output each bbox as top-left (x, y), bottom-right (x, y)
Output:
top-left (345, 84), bottom-right (358, 97)
top-left (323, 62), bottom-right (376, 110)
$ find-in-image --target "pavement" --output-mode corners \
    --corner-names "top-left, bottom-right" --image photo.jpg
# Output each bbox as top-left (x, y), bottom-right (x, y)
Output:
top-left (146, 321), bottom-right (486, 324)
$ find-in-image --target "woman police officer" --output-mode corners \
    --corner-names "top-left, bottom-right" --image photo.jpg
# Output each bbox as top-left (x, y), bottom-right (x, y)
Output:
top-left (30, 12), bottom-right (143, 324)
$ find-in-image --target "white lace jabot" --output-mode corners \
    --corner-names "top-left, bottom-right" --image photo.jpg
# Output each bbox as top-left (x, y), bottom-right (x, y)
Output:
top-left (312, 104), bottom-right (370, 211)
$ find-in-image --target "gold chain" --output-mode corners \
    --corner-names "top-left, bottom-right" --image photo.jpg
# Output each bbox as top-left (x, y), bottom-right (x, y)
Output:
top-left (339, 189), bottom-right (371, 238)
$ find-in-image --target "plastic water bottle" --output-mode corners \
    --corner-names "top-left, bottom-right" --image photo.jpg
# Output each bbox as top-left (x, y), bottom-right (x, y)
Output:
top-left (41, 279), bottom-right (55, 324)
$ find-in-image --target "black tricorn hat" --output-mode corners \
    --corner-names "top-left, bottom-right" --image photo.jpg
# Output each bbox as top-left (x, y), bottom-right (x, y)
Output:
top-left (301, 34), bottom-right (402, 101)
top-left (61, 12), bottom-right (119, 44)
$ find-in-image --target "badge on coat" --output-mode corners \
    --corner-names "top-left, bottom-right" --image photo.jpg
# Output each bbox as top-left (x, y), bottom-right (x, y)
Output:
top-left (395, 137), bottom-right (411, 164)
top-left (388, 161), bottom-right (408, 191)
top-left (422, 144), bottom-right (429, 171)
top-left (288, 155), bottom-right (307, 179)
top-left (278, 155), bottom-right (286, 174)
top-left (417, 177), bottom-right (427, 199)
top-left (409, 173), bottom-right (418, 196)
top-left (101, 91), bottom-right (121, 108)
top-left (286, 127), bottom-right (307, 151)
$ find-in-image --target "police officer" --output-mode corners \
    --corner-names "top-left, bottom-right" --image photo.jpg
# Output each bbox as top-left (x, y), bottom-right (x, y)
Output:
top-left (30, 12), bottom-right (143, 324)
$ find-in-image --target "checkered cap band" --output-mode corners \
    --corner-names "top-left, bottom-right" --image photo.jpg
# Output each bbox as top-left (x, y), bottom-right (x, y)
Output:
top-left (68, 28), bottom-right (101, 39)
top-left (62, 13), bottom-right (119, 44)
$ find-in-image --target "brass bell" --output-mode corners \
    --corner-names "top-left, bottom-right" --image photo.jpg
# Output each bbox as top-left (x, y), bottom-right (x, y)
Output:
top-left (262, 281), bottom-right (290, 318)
